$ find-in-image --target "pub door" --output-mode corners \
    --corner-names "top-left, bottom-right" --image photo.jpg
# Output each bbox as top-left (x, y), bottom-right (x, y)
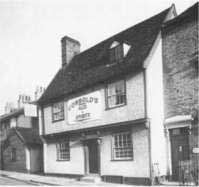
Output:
top-left (85, 139), bottom-right (99, 174)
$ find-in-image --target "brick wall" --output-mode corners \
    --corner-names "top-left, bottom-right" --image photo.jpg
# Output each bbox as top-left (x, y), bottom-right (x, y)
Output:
top-left (162, 17), bottom-right (198, 118)
top-left (3, 131), bottom-right (26, 172)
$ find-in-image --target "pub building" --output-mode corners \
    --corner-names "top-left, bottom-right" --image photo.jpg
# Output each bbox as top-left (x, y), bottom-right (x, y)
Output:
top-left (37, 6), bottom-right (176, 185)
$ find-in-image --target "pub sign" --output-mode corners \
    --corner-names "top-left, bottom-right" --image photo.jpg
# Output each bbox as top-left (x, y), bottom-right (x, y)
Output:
top-left (67, 91), bottom-right (102, 124)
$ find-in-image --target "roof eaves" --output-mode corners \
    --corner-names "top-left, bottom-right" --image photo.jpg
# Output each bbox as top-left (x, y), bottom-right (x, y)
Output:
top-left (0, 108), bottom-right (24, 123)
top-left (38, 7), bottom-right (171, 105)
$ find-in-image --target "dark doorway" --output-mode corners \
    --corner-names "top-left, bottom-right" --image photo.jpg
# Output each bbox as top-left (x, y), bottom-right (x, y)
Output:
top-left (170, 127), bottom-right (190, 181)
top-left (85, 139), bottom-right (99, 174)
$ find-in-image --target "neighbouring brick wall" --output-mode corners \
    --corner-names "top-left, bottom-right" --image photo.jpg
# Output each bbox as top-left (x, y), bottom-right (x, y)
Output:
top-left (3, 132), bottom-right (26, 172)
top-left (162, 17), bottom-right (198, 118)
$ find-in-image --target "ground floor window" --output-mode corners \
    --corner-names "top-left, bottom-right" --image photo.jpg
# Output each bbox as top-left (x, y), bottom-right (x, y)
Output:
top-left (11, 148), bottom-right (16, 161)
top-left (112, 132), bottom-right (133, 160)
top-left (56, 141), bottom-right (70, 161)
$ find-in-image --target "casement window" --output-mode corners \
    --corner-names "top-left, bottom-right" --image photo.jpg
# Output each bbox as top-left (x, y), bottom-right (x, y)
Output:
top-left (52, 102), bottom-right (64, 122)
top-left (110, 44), bottom-right (124, 63)
top-left (56, 141), bottom-right (70, 161)
top-left (112, 132), bottom-right (133, 160)
top-left (11, 148), bottom-right (16, 161)
top-left (106, 80), bottom-right (126, 109)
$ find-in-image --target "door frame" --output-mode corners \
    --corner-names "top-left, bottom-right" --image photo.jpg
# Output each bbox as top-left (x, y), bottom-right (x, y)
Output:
top-left (165, 117), bottom-right (192, 180)
top-left (169, 127), bottom-right (190, 181)
top-left (83, 138), bottom-right (101, 175)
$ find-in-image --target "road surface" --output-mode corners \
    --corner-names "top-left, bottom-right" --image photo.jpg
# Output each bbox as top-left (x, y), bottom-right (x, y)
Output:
top-left (0, 175), bottom-right (37, 185)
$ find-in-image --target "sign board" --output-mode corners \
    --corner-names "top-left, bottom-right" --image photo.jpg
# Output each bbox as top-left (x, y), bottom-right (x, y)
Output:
top-left (67, 91), bottom-right (102, 124)
top-left (192, 147), bottom-right (199, 154)
top-left (24, 104), bottom-right (37, 117)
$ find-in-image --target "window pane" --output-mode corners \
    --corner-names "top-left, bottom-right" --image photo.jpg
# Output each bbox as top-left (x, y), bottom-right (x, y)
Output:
top-left (113, 132), bottom-right (133, 159)
top-left (52, 102), bottom-right (64, 121)
top-left (110, 44), bottom-right (123, 63)
top-left (56, 141), bottom-right (70, 160)
top-left (107, 80), bottom-right (126, 108)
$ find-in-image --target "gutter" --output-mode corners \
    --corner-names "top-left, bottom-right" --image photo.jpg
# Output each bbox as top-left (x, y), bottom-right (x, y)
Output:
top-left (0, 108), bottom-right (24, 123)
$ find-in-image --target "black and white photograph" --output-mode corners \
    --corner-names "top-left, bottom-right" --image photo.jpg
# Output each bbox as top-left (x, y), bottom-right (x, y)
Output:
top-left (0, 0), bottom-right (198, 186)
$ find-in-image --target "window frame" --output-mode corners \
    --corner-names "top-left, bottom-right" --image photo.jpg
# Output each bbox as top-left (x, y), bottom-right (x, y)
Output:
top-left (105, 79), bottom-right (127, 110)
top-left (110, 43), bottom-right (124, 63)
top-left (11, 148), bottom-right (16, 162)
top-left (52, 101), bottom-right (65, 122)
top-left (111, 131), bottom-right (133, 161)
top-left (56, 141), bottom-right (70, 161)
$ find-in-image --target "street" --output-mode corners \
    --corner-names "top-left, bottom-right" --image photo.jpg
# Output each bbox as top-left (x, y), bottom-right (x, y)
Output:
top-left (0, 175), bottom-right (38, 185)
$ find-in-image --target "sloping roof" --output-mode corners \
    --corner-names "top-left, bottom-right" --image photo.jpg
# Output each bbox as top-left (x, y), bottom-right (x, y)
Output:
top-left (38, 7), bottom-right (171, 105)
top-left (15, 127), bottom-right (42, 145)
top-left (163, 2), bottom-right (198, 28)
top-left (0, 108), bottom-right (24, 123)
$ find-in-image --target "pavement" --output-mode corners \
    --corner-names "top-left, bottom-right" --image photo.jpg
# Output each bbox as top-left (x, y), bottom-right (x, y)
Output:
top-left (0, 170), bottom-right (193, 186)
top-left (0, 170), bottom-right (125, 186)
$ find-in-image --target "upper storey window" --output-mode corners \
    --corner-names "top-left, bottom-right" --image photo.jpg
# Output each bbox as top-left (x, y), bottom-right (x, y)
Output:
top-left (106, 80), bottom-right (126, 109)
top-left (52, 102), bottom-right (64, 122)
top-left (109, 41), bottom-right (131, 63)
top-left (110, 42), bottom-right (124, 63)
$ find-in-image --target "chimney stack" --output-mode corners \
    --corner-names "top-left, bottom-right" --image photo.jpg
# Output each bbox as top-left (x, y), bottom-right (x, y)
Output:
top-left (5, 102), bottom-right (15, 114)
top-left (17, 94), bottom-right (31, 108)
top-left (61, 36), bottom-right (80, 67)
top-left (34, 86), bottom-right (45, 101)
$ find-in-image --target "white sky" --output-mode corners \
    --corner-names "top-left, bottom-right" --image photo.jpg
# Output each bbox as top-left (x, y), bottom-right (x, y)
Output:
top-left (0, 0), bottom-right (197, 115)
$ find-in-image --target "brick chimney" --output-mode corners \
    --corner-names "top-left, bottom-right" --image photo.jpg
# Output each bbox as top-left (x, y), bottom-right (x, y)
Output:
top-left (4, 102), bottom-right (15, 114)
top-left (61, 36), bottom-right (80, 67)
top-left (17, 94), bottom-right (31, 108)
top-left (34, 86), bottom-right (45, 101)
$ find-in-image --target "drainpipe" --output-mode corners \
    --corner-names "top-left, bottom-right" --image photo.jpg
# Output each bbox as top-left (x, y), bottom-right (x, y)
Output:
top-left (144, 69), bottom-right (153, 185)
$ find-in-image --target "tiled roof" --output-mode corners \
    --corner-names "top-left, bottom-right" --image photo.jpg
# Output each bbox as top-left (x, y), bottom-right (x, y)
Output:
top-left (38, 7), bottom-right (171, 105)
top-left (0, 108), bottom-right (24, 123)
top-left (15, 127), bottom-right (42, 145)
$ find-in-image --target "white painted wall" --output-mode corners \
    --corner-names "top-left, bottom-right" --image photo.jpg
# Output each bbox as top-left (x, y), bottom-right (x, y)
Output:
top-left (43, 142), bottom-right (47, 173)
top-left (43, 73), bottom-right (145, 135)
top-left (146, 36), bottom-right (167, 176)
top-left (44, 140), bottom-right (85, 175)
top-left (10, 118), bottom-right (16, 128)
top-left (101, 126), bottom-right (150, 177)
top-left (44, 125), bottom-right (149, 177)
top-left (38, 108), bottom-right (43, 135)
top-left (25, 147), bottom-right (30, 171)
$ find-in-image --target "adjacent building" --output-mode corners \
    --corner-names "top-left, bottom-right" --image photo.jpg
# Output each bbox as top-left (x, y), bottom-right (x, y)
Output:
top-left (162, 2), bottom-right (198, 184)
top-left (0, 95), bottom-right (43, 173)
top-left (37, 6), bottom-right (176, 185)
